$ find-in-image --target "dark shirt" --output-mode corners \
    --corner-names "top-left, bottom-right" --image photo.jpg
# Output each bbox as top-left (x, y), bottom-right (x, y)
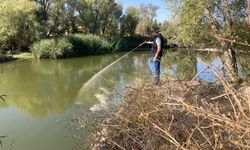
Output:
top-left (152, 34), bottom-right (165, 60)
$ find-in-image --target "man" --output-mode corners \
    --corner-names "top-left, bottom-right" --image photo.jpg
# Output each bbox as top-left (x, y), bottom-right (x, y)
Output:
top-left (145, 28), bottom-right (165, 85)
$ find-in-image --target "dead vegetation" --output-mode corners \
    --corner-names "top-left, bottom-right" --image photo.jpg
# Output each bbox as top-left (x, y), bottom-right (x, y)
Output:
top-left (91, 77), bottom-right (250, 150)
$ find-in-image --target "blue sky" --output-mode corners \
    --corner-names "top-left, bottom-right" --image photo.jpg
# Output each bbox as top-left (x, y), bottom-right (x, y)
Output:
top-left (119, 0), bottom-right (171, 23)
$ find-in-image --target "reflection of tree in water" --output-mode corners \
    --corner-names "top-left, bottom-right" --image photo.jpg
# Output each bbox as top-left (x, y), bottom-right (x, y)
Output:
top-left (0, 54), bottom-right (122, 117)
top-left (162, 50), bottom-right (250, 81)
top-left (196, 52), bottom-right (219, 64)
top-left (162, 50), bottom-right (197, 80)
top-left (76, 52), bottom-right (150, 108)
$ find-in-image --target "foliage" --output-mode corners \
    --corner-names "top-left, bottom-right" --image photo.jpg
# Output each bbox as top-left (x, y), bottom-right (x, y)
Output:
top-left (121, 6), bottom-right (140, 36)
top-left (31, 38), bottom-right (73, 59)
top-left (31, 34), bottom-right (154, 59)
top-left (68, 34), bottom-right (113, 55)
top-left (13, 52), bottom-right (33, 59)
top-left (34, 0), bottom-right (78, 37)
top-left (31, 34), bottom-right (116, 59)
top-left (0, 0), bottom-right (40, 50)
top-left (163, 0), bottom-right (250, 48)
top-left (0, 0), bottom-right (159, 54)
top-left (136, 4), bottom-right (159, 35)
top-left (77, 0), bottom-right (123, 35)
top-left (105, 36), bottom-right (129, 51)
top-left (106, 36), bottom-right (152, 51)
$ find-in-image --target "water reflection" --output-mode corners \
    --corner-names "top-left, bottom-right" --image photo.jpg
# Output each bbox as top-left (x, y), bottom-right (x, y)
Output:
top-left (0, 54), bottom-right (121, 117)
top-left (76, 52), bottom-right (149, 111)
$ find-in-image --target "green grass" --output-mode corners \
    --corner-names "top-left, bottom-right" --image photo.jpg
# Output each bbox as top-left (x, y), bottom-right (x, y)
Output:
top-left (31, 38), bottom-right (73, 59)
top-left (13, 52), bottom-right (33, 59)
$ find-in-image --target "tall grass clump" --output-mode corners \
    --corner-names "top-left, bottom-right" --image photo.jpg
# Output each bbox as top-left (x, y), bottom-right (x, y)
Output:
top-left (68, 34), bottom-right (113, 56)
top-left (31, 38), bottom-right (73, 59)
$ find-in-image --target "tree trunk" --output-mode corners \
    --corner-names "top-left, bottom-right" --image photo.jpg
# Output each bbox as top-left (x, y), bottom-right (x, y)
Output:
top-left (204, 4), bottom-right (238, 81)
top-left (222, 46), bottom-right (238, 82)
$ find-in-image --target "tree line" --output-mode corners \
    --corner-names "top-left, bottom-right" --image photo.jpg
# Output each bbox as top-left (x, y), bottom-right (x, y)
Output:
top-left (0, 0), bottom-right (159, 52)
top-left (162, 0), bottom-right (250, 81)
top-left (162, 0), bottom-right (250, 49)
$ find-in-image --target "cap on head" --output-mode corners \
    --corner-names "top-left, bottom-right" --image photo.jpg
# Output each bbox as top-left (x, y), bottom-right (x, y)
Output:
top-left (150, 27), bottom-right (159, 33)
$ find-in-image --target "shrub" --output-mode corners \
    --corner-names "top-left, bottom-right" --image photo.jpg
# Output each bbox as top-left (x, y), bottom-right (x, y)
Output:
top-left (106, 36), bottom-right (152, 51)
top-left (31, 34), bottom-right (153, 59)
top-left (68, 34), bottom-right (113, 56)
top-left (31, 38), bottom-right (73, 59)
top-left (106, 36), bottom-right (129, 51)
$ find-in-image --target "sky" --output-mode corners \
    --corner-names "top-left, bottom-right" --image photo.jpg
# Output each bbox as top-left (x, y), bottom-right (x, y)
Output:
top-left (120, 0), bottom-right (171, 23)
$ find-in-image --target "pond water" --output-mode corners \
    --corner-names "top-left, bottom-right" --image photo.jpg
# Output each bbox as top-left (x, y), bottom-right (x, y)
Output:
top-left (0, 50), bottom-right (249, 150)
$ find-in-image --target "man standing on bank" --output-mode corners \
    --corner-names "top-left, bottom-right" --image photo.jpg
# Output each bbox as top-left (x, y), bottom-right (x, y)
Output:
top-left (145, 28), bottom-right (165, 85)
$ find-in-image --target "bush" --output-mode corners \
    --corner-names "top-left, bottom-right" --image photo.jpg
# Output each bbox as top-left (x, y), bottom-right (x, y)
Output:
top-left (31, 34), bottom-right (115, 59)
top-left (30, 34), bottom-right (156, 59)
top-left (106, 36), bottom-right (129, 51)
top-left (31, 38), bottom-right (73, 59)
top-left (68, 34), bottom-right (113, 56)
top-left (106, 36), bottom-right (152, 51)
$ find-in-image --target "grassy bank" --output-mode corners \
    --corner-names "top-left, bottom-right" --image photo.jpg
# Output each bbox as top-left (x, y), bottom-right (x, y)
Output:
top-left (92, 79), bottom-right (250, 149)
top-left (0, 52), bottom-right (33, 63)
top-left (13, 52), bottom-right (33, 59)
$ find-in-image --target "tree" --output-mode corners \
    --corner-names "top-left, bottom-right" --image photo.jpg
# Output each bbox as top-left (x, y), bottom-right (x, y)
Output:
top-left (161, 21), bottom-right (181, 46)
top-left (77, 0), bottom-right (122, 35)
top-left (35, 0), bottom-right (77, 37)
top-left (164, 0), bottom-right (250, 81)
top-left (0, 0), bottom-right (39, 51)
top-left (136, 4), bottom-right (159, 36)
top-left (121, 6), bottom-right (139, 36)
top-left (64, 0), bottom-right (78, 34)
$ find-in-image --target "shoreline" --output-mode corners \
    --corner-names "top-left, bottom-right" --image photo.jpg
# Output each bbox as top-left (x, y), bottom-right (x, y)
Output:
top-left (0, 52), bottom-right (33, 63)
top-left (0, 56), bottom-right (17, 63)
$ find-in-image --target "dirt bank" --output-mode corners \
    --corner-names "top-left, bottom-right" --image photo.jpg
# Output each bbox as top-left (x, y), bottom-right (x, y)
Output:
top-left (92, 80), bottom-right (250, 150)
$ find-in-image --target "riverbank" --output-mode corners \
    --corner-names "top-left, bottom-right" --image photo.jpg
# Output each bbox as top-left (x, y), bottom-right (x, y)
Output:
top-left (92, 79), bottom-right (250, 149)
top-left (0, 52), bottom-right (33, 63)
top-left (0, 56), bottom-right (16, 63)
